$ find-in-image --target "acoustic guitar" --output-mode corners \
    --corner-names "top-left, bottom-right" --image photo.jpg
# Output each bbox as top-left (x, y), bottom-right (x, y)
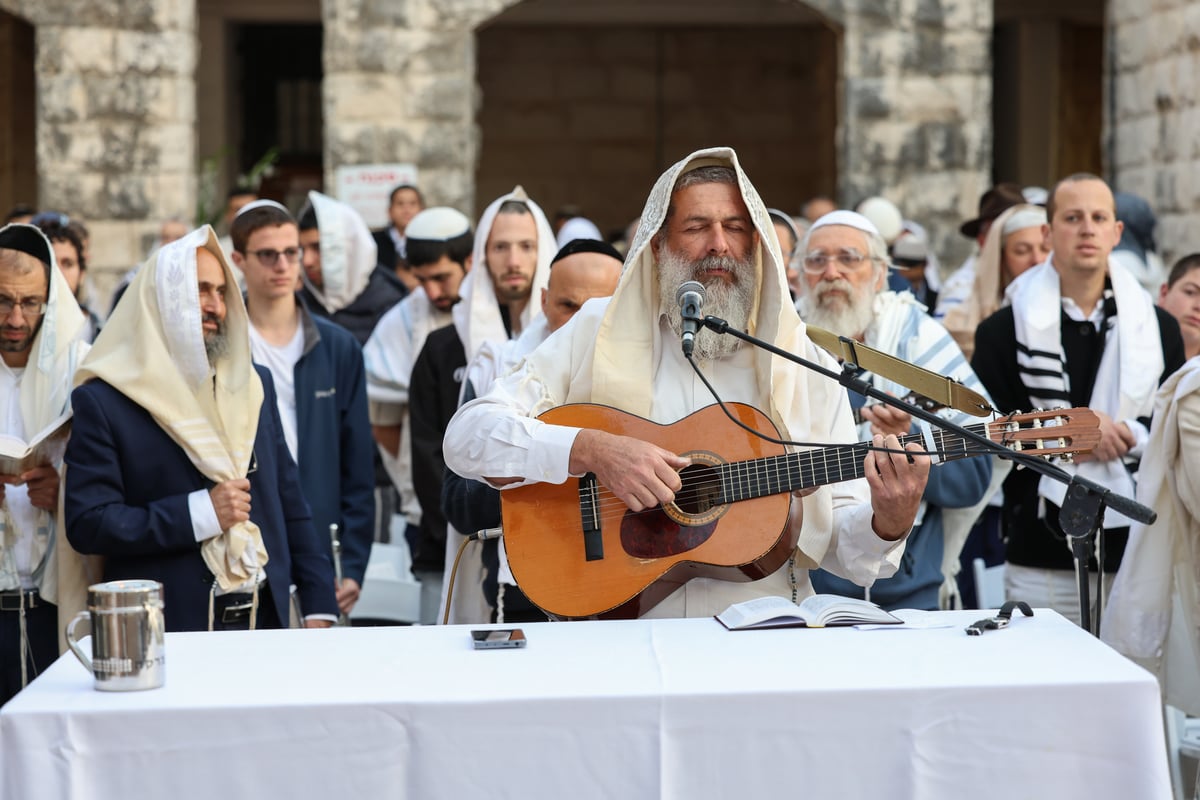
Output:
top-left (501, 402), bottom-right (1100, 620)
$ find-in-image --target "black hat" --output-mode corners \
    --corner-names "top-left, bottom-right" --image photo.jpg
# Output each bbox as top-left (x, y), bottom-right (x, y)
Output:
top-left (551, 238), bottom-right (623, 266)
top-left (0, 223), bottom-right (53, 266)
top-left (959, 183), bottom-right (1025, 239)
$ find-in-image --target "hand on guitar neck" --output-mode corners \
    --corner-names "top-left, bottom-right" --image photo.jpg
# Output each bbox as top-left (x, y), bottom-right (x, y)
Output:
top-left (568, 423), bottom-right (926, 542)
top-left (859, 404), bottom-right (912, 439)
top-left (569, 428), bottom-right (689, 512)
top-left (865, 433), bottom-right (930, 540)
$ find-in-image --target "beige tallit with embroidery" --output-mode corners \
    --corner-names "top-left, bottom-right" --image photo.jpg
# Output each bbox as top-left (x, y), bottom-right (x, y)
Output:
top-left (73, 226), bottom-right (266, 591)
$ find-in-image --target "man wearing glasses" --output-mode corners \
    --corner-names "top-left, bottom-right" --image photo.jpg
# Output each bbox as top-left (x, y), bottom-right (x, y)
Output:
top-left (230, 200), bottom-right (374, 620)
top-left (796, 211), bottom-right (993, 611)
top-left (64, 226), bottom-right (338, 632)
top-left (0, 223), bottom-right (91, 704)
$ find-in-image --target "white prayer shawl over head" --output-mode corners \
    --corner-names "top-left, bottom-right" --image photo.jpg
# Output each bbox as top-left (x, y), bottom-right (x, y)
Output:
top-left (1103, 358), bottom-right (1200, 714)
top-left (0, 223), bottom-right (90, 597)
top-left (588, 146), bottom-right (861, 576)
top-left (453, 186), bottom-right (556, 358)
top-left (1006, 256), bottom-right (1162, 528)
top-left (941, 203), bottom-right (1044, 357)
top-left (595, 147), bottom-right (796, 431)
top-left (74, 226), bottom-right (267, 591)
top-left (301, 190), bottom-right (378, 314)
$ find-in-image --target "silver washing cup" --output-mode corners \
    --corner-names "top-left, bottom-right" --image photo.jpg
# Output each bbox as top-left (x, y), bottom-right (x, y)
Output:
top-left (65, 579), bottom-right (165, 691)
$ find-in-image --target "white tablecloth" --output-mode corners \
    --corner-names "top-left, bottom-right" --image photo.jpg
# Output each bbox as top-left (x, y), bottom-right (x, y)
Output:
top-left (0, 611), bottom-right (1171, 800)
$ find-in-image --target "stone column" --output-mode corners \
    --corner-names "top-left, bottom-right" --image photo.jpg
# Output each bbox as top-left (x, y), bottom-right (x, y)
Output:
top-left (16, 0), bottom-right (197, 293)
top-left (1109, 0), bottom-right (1200, 265)
top-left (841, 0), bottom-right (993, 270)
top-left (322, 0), bottom-right (516, 215)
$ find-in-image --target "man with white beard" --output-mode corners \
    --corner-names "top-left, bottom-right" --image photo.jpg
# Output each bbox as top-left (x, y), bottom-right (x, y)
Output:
top-left (442, 148), bottom-right (930, 619)
top-left (797, 211), bottom-right (994, 610)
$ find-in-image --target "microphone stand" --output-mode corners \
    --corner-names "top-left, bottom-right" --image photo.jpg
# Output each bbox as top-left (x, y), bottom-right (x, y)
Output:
top-left (696, 314), bottom-right (1156, 634)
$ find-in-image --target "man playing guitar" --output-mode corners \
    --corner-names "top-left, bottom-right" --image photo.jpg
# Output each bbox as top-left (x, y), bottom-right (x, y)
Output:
top-left (443, 147), bottom-right (931, 619)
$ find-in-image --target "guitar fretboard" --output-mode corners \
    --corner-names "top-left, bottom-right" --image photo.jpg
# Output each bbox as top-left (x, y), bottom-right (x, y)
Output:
top-left (717, 423), bottom-right (982, 504)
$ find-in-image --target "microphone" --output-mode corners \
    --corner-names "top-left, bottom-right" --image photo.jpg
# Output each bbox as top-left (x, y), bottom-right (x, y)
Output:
top-left (676, 281), bottom-right (706, 357)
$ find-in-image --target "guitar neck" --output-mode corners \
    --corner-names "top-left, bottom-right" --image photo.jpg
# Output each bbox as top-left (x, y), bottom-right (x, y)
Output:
top-left (719, 423), bottom-right (984, 503)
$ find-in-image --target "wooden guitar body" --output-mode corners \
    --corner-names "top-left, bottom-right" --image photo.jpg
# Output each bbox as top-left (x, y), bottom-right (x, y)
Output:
top-left (502, 403), bottom-right (793, 620)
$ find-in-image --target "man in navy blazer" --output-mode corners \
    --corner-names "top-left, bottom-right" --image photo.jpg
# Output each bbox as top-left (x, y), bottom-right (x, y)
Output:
top-left (64, 228), bottom-right (337, 631)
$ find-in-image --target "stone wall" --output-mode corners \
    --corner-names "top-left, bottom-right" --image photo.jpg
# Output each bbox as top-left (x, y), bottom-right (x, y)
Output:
top-left (0, 0), bottom-right (197, 300)
top-left (841, 0), bottom-right (994, 270)
top-left (1110, 0), bottom-right (1200, 265)
top-left (1, 0), bottom-right (998, 293)
top-left (322, 0), bottom-right (991, 269)
top-left (321, 0), bottom-right (496, 214)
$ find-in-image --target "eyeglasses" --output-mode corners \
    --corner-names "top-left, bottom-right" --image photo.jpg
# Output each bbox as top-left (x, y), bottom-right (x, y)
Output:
top-left (0, 297), bottom-right (47, 318)
top-left (802, 249), bottom-right (873, 274)
top-left (250, 247), bottom-right (301, 267)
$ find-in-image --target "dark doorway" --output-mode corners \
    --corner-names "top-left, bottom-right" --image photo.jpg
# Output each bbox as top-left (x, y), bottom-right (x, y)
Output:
top-left (0, 10), bottom-right (37, 216)
top-left (992, 3), bottom-right (1104, 187)
top-left (235, 23), bottom-right (324, 206)
top-left (474, 20), bottom-right (838, 240)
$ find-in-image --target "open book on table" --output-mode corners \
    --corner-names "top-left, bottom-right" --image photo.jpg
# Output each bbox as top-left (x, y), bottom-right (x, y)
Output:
top-left (715, 594), bottom-right (902, 630)
top-left (0, 409), bottom-right (72, 476)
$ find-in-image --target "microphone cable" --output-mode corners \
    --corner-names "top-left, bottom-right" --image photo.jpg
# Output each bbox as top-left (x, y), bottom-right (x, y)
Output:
top-left (441, 527), bottom-right (502, 626)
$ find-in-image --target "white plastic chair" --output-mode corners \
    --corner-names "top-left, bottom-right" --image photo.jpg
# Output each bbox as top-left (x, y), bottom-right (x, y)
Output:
top-left (350, 541), bottom-right (422, 625)
top-left (972, 557), bottom-right (1006, 609)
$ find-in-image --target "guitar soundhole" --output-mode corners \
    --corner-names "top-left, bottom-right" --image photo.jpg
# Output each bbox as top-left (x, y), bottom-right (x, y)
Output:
top-left (675, 463), bottom-right (721, 514)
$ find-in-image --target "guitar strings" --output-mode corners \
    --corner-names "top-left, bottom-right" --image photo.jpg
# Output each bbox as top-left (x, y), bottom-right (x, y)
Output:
top-left (678, 347), bottom-right (1079, 482)
top-left (577, 441), bottom-right (1001, 517)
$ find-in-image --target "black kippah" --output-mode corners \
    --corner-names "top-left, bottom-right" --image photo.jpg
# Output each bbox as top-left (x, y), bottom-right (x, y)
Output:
top-left (551, 238), bottom-right (623, 266)
top-left (0, 223), bottom-right (53, 266)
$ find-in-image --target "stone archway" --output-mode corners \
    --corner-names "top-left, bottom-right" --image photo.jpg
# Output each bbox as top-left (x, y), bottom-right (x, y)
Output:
top-left (472, 0), bottom-right (842, 235)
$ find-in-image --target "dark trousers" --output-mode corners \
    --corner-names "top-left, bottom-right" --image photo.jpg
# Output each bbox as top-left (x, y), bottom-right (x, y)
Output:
top-left (209, 583), bottom-right (280, 632)
top-left (1, 596), bottom-right (60, 707)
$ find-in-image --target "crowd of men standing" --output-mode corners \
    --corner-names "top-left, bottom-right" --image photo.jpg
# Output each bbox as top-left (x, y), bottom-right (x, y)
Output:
top-left (0, 149), bottom-right (1196, 725)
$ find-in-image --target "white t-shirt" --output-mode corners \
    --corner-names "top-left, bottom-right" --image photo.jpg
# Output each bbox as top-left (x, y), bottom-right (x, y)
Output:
top-left (248, 323), bottom-right (305, 463)
top-left (0, 364), bottom-right (38, 588)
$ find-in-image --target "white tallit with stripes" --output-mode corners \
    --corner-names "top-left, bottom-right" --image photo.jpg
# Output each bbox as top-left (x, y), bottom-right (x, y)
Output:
top-left (74, 226), bottom-right (266, 591)
top-left (1007, 257), bottom-right (1161, 528)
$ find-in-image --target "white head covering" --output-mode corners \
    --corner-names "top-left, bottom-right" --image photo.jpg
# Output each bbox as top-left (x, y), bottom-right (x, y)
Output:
top-left (593, 146), bottom-right (800, 432)
top-left (75, 226), bottom-right (267, 592)
top-left (0, 224), bottom-right (90, 598)
top-left (301, 191), bottom-right (378, 314)
top-left (855, 197), bottom-right (903, 243)
top-left (807, 209), bottom-right (883, 238)
top-left (941, 203), bottom-right (1046, 358)
top-left (555, 216), bottom-right (603, 248)
top-left (0, 224), bottom-right (89, 437)
top-left (453, 186), bottom-right (556, 358)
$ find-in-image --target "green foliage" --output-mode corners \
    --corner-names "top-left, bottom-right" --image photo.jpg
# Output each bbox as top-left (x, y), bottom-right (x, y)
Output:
top-left (193, 146), bottom-right (281, 227)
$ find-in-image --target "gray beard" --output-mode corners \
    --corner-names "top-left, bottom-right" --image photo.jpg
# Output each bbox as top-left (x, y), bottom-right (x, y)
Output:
top-left (798, 278), bottom-right (876, 339)
top-left (204, 319), bottom-right (229, 365)
top-left (657, 249), bottom-right (756, 361)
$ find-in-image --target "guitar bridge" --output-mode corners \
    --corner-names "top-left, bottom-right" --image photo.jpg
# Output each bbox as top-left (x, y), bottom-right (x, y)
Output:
top-left (579, 473), bottom-right (604, 561)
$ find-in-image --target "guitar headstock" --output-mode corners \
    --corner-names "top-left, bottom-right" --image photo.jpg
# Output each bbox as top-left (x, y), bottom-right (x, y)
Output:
top-left (985, 408), bottom-right (1101, 462)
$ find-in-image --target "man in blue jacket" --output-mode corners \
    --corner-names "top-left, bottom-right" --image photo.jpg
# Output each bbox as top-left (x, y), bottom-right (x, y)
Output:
top-left (230, 201), bottom-right (376, 618)
top-left (64, 227), bottom-right (338, 631)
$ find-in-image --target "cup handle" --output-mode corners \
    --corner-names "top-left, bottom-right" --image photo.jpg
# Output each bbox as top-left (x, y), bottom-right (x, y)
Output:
top-left (65, 611), bottom-right (92, 672)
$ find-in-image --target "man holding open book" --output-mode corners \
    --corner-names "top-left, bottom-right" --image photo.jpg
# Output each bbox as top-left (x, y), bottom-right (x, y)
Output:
top-left (0, 224), bottom-right (91, 706)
